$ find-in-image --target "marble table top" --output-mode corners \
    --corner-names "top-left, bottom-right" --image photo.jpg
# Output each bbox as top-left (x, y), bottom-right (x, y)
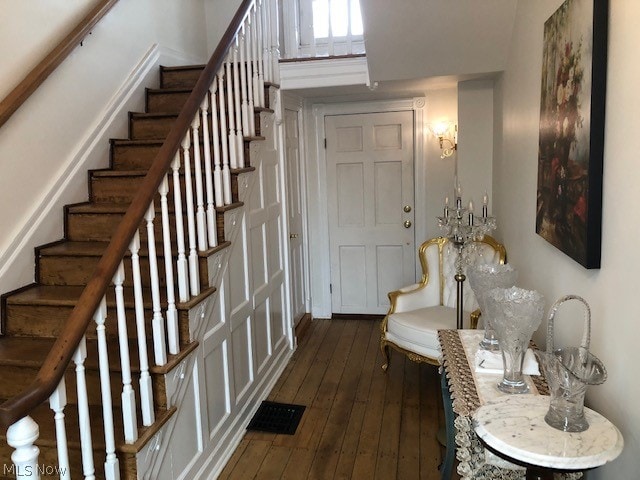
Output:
top-left (473, 395), bottom-right (624, 470)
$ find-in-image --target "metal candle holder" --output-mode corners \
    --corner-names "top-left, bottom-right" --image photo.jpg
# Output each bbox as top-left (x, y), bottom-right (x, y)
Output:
top-left (437, 192), bottom-right (496, 329)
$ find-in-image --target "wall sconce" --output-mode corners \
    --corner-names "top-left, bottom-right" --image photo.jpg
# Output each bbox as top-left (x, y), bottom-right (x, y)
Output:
top-left (428, 122), bottom-right (458, 158)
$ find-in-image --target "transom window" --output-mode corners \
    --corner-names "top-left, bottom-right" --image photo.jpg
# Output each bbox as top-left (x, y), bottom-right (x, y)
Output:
top-left (282, 0), bottom-right (366, 58)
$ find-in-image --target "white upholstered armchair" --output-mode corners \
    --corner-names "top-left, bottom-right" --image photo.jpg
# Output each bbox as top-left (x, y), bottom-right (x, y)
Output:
top-left (380, 236), bottom-right (506, 370)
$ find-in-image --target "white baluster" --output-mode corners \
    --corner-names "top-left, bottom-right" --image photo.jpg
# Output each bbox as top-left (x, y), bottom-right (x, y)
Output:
top-left (171, 153), bottom-right (189, 303)
top-left (270, 0), bottom-right (280, 84)
top-left (145, 204), bottom-right (168, 366)
top-left (209, 83), bottom-right (224, 209)
top-left (49, 378), bottom-right (71, 480)
top-left (260, 0), bottom-right (271, 82)
top-left (225, 56), bottom-right (238, 170)
top-left (112, 262), bottom-right (138, 443)
top-left (7, 416), bottom-right (40, 480)
top-left (181, 134), bottom-right (201, 296)
top-left (159, 176), bottom-right (181, 354)
top-left (130, 231), bottom-right (155, 426)
top-left (250, 7), bottom-right (259, 108)
top-left (253, 6), bottom-right (265, 108)
top-left (73, 336), bottom-right (96, 480)
top-left (200, 97), bottom-right (218, 248)
top-left (232, 41), bottom-right (246, 168)
top-left (246, 17), bottom-right (257, 137)
top-left (238, 29), bottom-right (251, 138)
top-left (263, 0), bottom-right (273, 83)
top-left (94, 296), bottom-right (120, 479)
top-left (256, 1), bottom-right (266, 108)
top-left (218, 73), bottom-right (233, 205)
top-left (191, 115), bottom-right (208, 251)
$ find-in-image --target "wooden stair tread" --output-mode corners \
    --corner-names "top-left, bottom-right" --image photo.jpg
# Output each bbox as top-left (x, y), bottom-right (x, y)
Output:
top-left (0, 337), bottom-right (57, 367)
top-left (130, 112), bottom-right (178, 120)
top-left (0, 398), bottom-right (177, 454)
top-left (110, 138), bottom-right (165, 147)
top-left (68, 200), bottom-right (246, 215)
top-left (161, 65), bottom-right (205, 72)
top-left (0, 336), bottom-right (135, 371)
top-left (38, 237), bottom-right (234, 259)
top-left (0, 334), bottom-right (199, 376)
top-left (6, 282), bottom-right (217, 310)
top-left (91, 168), bottom-right (250, 179)
top-left (39, 240), bottom-right (117, 257)
top-left (90, 169), bottom-right (148, 178)
top-left (146, 87), bottom-right (193, 95)
top-left (67, 202), bottom-right (137, 214)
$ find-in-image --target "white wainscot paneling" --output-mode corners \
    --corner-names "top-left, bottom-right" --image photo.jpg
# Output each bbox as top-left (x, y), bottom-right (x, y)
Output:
top-left (228, 212), bottom-right (249, 314)
top-left (201, 275), bottom-right (232, 442)
top-left (264, 160), bottom-right (280, 206)
top-left (203, 337), bottom-right (232, 442)
top-left (206, 248), bottom-right (228, 288)
top-left (266, 216), bottom-right (283, 275)
top-left (168, 362), bottom-right (203, 479)
top-left (249, 163), bottom-right (265, 212)
top-left (237, 173), bottom-right (251, 203)
top-left (137, 430), bottom-right (167, 480)
top-left (143, 353), bottom-right (202, 480)
top-left (251, 223), bottom-right (268, 288)
top-left (253, 297), bottom-right (272, 374)
top-left (224, 209), bottom-right (242, 245)
top-left (231, 314), bottom-right (254, 404)
top-left (270, 284), bottom-right (286, 351)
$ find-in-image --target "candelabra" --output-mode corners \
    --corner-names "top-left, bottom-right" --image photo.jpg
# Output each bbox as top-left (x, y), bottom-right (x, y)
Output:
top-left (437, 188), bottom-right (496, 329)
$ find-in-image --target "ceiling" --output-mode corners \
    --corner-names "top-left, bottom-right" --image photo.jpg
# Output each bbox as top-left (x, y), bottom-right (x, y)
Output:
top-left (359, 0), bottom-right (518, 83)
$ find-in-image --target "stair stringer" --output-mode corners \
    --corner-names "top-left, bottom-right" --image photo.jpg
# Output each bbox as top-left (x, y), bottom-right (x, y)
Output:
top-left (133, 100), bottom-right (296, 480)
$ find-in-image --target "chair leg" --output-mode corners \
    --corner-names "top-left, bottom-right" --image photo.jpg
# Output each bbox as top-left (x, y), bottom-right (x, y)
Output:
top-left (380, 342), bottom-right (390, 372)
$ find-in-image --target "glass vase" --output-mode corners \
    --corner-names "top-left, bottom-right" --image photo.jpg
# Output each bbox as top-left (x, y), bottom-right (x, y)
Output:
top-left (535, 295), bottom-right (607, 432)
top-left (467, 264), bottom-right (518, 351)
top-left (485, 287), bottom-right (545, 394)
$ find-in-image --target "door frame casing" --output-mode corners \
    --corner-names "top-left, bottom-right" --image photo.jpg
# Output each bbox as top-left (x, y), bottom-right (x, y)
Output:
top-left (305, 98), bottom-right (427, 318)
top-left (283, 93), bottom-right (312, 318)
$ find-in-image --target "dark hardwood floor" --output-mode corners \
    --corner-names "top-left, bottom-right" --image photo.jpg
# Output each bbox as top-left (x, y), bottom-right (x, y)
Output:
top-left (218, 318), bottom-right (447, 479)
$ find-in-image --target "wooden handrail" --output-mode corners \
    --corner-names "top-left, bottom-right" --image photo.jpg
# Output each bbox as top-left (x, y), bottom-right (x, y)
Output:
top-left (0, 0), bottom-right (255, 429)
top-left (0, 0), bottom-right (120, 129)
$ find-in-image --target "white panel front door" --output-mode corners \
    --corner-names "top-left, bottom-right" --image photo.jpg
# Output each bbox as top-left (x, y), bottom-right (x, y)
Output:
top-left (284, 108), bottom-right (307, 325)
top-left (326, 111), bottom-right (415, 314)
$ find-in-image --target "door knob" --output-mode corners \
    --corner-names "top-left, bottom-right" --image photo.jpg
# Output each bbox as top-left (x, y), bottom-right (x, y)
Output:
top-left (403, 205), bottom-right (412, 213)
top-left (404, 220), bottom-right (412, 228)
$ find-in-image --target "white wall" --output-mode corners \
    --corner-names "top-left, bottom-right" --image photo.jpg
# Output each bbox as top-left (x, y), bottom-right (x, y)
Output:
top-left (458, 79), bottom-right (494, 216)
top-left (204, 0), bottom-right (243, 53)
top-left (495, 1), bottom-right (638, 478)
top-left (423, 88), bottom-right (458, 241)
top-left (360, 0), bottom-right (516, 82)
top-left (0, 0), bottom-right (209, 299)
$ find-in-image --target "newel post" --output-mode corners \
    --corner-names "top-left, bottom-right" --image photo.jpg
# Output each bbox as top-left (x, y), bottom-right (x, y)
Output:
top-left (6, 416), bottom-right (41, 480)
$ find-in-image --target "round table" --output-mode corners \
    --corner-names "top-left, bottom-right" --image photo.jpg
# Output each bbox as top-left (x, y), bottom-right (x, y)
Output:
top-left (473, 396), bottom-right (623, 480)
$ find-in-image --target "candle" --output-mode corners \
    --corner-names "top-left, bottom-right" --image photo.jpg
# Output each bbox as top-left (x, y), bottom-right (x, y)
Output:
top-left (468, 200), bottom-right (474, 226)
top-left (483, 191), bottom-right (488, 218)
top-left (444, 196), bottom-right (450, 218)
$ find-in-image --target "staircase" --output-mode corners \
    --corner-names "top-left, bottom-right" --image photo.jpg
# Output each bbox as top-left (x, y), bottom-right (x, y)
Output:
top-left (0, 63), bottom-right (262, 478)
top-left (0, 1), bottom-right (293, 478)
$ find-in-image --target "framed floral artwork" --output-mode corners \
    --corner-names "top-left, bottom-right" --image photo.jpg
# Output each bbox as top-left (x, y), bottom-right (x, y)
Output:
top-left (536, 0), bottom-right (608, 268)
